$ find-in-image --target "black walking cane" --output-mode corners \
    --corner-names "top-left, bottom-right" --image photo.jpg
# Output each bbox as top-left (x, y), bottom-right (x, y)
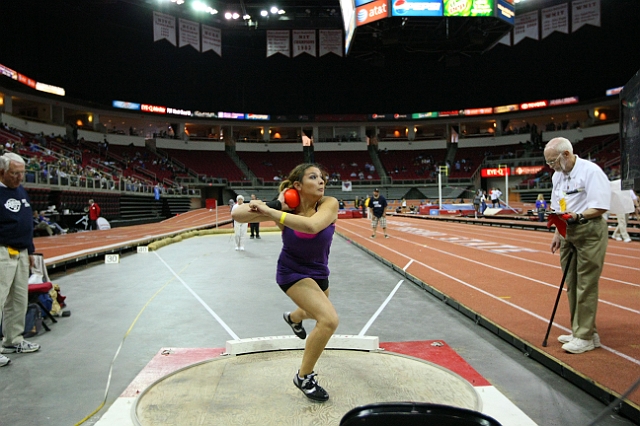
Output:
top-left (542, 249), bottom-right (574, 347)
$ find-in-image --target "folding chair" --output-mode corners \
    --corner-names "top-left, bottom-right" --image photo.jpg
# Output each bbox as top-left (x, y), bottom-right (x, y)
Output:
top-left (28, 253), bottom-right (68, 330)
top-left (340, 402), bottom-right (502, 426)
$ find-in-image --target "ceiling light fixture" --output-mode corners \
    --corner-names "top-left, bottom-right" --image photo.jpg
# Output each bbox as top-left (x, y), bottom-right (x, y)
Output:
top-left (192, 1), bottom-right (217, 14)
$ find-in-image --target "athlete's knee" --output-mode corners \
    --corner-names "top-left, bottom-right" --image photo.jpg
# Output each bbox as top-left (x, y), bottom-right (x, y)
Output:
top-left (320, 311), bottom-right (339, 332)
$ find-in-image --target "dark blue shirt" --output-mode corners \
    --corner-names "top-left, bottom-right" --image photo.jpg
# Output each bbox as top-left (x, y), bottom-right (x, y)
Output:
top-left (370, 195), bottom-right (388, 218)
top-left (0, 184), bottom-right (35, 253)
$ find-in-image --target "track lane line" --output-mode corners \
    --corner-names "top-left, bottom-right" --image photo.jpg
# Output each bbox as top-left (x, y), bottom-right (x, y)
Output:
top-left (346, 220), bottom-right (640, 308)
top-left (388, 217), bottom-right (640, 264)
top-left (340, 219), bottom-right (640, 290)
top-left (336, 225), bottom-right (640, 365)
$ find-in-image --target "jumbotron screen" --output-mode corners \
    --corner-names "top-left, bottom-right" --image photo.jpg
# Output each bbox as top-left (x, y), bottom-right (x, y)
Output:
top-left (390, 0), bottom-right (508, 18)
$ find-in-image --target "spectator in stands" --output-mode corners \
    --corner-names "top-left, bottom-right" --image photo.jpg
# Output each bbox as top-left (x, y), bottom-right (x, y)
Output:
top-left (88, 199), bottom-right (101, 230)
top-left (33, 211), bottom-right (53, 236)
top-left (369, 188), bottom-right (389, 239)
top-left (611, 189), bottom-right (638, 243)
top-left (546, 137), bottom-right (610, 354)
top-left (232, 195), bottom-right (247, 251)
top-left (535, 194), bottom-right (548, 222)
top-left (249, 194), bottom-right (260, 239)
top-left (232, 163), bottom-right (338, 402)
top-left (0, 152), bottom-right (41, 367)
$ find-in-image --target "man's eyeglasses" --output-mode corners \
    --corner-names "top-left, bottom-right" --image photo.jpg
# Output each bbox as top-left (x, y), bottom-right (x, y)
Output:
top-left (546, 153), bottom-right (562, 167)
top-left (7, 171), bottom-right (26, 178)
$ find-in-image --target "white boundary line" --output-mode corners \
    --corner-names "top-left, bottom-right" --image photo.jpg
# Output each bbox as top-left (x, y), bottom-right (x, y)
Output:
top-left (359, 279), bottom-right (404, 336)
top-left (153, 251), bottom-right (240, 340)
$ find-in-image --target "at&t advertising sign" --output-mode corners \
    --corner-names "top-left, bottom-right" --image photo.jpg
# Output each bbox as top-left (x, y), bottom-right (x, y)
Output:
top-left (357, 0), bottom-right (389, 26)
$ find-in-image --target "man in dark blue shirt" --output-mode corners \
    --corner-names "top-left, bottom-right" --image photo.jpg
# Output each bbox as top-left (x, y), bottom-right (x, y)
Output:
top-left (0, 152), bottom-right (41, 367)
top-left (369, 188), bottom-right (389, 239)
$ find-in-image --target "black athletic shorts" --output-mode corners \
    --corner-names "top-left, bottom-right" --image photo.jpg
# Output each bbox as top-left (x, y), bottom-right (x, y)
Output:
top-left (279, 278), bottom-right (329, 293)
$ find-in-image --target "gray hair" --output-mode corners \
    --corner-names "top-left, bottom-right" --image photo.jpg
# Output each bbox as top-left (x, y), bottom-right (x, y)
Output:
top-left (0, 152), bottom-right (26, 171)
top-left (236, 195), bottom-right (244, 201)
top-left (546, 137), bottom-right (574, 155)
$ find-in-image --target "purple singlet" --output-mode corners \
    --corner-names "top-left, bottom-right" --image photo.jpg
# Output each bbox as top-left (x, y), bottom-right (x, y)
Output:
top-left (276, 224), bottom-right (335, 286)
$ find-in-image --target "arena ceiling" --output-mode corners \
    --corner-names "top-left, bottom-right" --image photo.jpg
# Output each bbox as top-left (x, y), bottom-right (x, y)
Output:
top-left (1, 0), bottom-right (640, 115)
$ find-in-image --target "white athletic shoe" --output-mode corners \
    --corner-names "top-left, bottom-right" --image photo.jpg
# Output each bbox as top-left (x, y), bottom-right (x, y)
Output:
top-left (562, 337), bottom-right (595, 354)
top-left (0, 354), bottom-right (10, 367)
top-left (558, 333), bottom-right (601, 347)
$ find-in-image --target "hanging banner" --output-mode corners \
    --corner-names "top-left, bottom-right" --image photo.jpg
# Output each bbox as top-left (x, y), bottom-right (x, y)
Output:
top-left (513, 10), bottom-right (539, 45)
top-left (319, 29), bottom-right (343, 57)
top-left (292, 30), bottom-right (317, 57)
top-left (202, 24), bottom-right (221, 57)
top-left (498, 31), bottom-right (511, 46)
top-left (267, 30), bottom-right (291, 57)
top-left (153, 11), bottom-right (176, 46)
top-left (179, 18), bottom-right (200, 51)
top-left (342, 181), bottom-right (353, 192)
top-left (541, 3), bottom-right (568, 39)
top-left (572, 0), bottom-right (600, 32)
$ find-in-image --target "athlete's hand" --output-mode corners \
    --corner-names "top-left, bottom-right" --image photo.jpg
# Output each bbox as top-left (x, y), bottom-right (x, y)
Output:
top-left (248, 199), bottom-right (266, 212)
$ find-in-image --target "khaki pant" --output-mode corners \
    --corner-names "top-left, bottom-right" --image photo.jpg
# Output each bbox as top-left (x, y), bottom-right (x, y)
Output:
top-left (612, 213), bottom-right (630, 240)
top-left (234, 222), bottom-right (248, 249)
top-left (35, 221), bottom-right (53, 236)
top-left (0, 247), bottom-right (30, 346)
top-left (560, 217), bottom-right (608, 340)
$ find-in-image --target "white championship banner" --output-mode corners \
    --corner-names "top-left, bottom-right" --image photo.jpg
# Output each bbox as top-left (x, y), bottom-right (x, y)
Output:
top-left (179, 18), bottom-right (200, 51)
top-left (319, 29), bottom-right (343, 57)
top-left (572, 0), bottom-right (600, 32)
top-left (514, 11), bottom-right (539, 45)
top-left (541, 3), bottom-right (568, 39)
top-left (202, 24), bottom-right (221, 57)
top-left (267, 30), bottom-right (290, 57)
top-left (153, 11), bottom-right (176, 46)
top-left (292, 30), bottom-right (316, 57)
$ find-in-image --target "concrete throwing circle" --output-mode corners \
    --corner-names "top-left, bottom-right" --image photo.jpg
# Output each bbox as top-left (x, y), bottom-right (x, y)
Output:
top-left (133, 349), bottom-right (480, 426)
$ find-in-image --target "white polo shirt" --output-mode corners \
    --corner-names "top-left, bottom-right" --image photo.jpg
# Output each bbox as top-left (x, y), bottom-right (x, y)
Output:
top-left (550, 155), bottom-right (610, 214)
